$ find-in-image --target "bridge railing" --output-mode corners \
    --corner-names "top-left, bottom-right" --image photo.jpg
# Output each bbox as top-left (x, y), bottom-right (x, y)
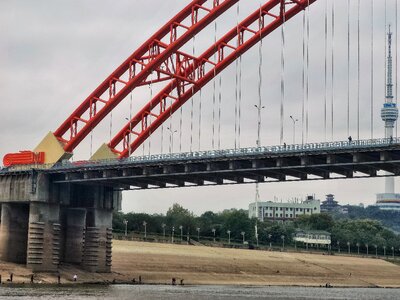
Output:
top-left (1, 137), bottom-right (398, 172)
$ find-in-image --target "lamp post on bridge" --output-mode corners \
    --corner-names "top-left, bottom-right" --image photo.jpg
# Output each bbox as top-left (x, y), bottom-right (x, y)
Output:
top-left (123, 219), bottom-right (128, 237)
top-left (167, 126), bottom-right (177, 154)
top-left (289, 115), bottom-right (298, 144)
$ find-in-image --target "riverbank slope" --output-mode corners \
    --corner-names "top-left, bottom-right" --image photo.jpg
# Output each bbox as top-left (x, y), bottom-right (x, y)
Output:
top-left (1, 240), bottom-right (400, 287)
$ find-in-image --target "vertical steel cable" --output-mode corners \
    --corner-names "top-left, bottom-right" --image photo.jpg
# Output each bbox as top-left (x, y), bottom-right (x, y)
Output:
top-left (90, 129), bottom-right (93, 157)
top-left (238, 56), bottom-right (242, 149)
top-left (212, 22), bottom-right (217, 149)
top-left (258, 5), bottom-right (263, 147)
top-left (218, 75), bottom-right (222, 150)
top-left (190, 37), bottom-right (195, 153)
top-left (371, 0), bottom-right (374, 139)
top-left (347, 0), bottom-right (350, 138)
top-left (148, 73), bottom-right (153, 156)
top-left (396, 0), bottom-right (398, 138)
top-left (331, 0), bottom-right (335, 141)
top-left (306, 0), bottom-right (310, 143)
top-left (280, 4), bottom-right (286, 145)
top-left (357, 0), bottom-right (360, 140)
top-left (179, 106), bottom-right (183, 153)
top-left (169, 98), bottom-right (174, 154)
top-left (198, 89), bottom-right (202, 151)
top-left (324, 0), bottom-right (328, 141)
top-left (234, 3), bottom-right (240, 149)
top-left (302, 10), bottom-right (306, 145)
top-left (129, 91), bottom-right (133, 156)
top-left (109, 112), bottom-right (113, 141)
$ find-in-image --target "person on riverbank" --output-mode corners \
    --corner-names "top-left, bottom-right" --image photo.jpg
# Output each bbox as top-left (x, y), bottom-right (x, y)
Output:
top-left (73, 274), bottom-right (77, 282)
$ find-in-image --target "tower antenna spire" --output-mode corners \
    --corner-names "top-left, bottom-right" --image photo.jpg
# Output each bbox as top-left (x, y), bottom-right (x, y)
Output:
top-left (387, 24), bottom-right (394, 101)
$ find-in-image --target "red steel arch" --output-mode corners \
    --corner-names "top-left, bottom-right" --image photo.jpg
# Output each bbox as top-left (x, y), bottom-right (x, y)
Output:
top-left (108, 0), bottom-right (317, 158)
top-left (3, 0), bottom-right (317, 167)
top-left (54, 0), bottom-right (239, 153)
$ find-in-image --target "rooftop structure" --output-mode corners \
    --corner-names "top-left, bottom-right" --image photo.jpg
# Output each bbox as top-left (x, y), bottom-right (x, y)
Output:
top-left (320, 194), bottom-right (340, 212)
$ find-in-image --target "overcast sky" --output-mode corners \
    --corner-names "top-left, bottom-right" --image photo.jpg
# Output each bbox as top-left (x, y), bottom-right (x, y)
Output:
top-left (1, 0), bottom-right (399, 215)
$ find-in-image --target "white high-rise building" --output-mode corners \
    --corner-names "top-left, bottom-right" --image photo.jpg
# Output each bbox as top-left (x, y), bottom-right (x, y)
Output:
top-left (376, 26), bottom-right (400, 210)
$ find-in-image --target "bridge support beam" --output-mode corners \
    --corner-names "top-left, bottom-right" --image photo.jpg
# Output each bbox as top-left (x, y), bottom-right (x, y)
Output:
top-left (0, 203), bottom-right (29, 263)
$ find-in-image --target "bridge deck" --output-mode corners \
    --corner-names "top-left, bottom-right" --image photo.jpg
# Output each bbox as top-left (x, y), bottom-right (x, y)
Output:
top-left (1, 138), bottom-right (400, 190)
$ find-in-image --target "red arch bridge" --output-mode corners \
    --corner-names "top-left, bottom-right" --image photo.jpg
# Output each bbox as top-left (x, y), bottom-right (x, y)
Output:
top-left (0, 0), bottom-right (399, 273)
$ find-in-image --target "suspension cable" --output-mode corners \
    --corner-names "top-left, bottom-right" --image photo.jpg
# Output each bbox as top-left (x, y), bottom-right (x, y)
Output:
top-left (148, 73), bottom-right (153, 156)
top-left (238, 56), bottom-right (242, 149)
top-left (302, 9), bottom-right (306, 145)
top-left (109, 112), bottom-right (113, 142)
top-left (306, 0), bottom-right (310, 143)
top-left (190, 36), bottom-right (195, 153)
top-left (212, 21), bottom-right (217, 150)
top-left (280, 3), bottom-right (286, 145)
top-left (331, 0), bottom-right (335, 141)
top-left (258, 5), bottom-right (263, 147)
top-left (396, 0), bottom-right (398, 138)
top-left (198, 89), bottom-right (202, 151)
top-left (234, 2), bottom-right (240, 149)
top-left (357, 0), bottom-right (360, 140)
top-left (218, 74), bottom-right (222, 150)
top-left (347, 0), bottom-right (350, 138)
top-left (324, 0), bottom-right (328, 141)
top-left (129, 91), bottom-right (133, 156)
top-left (371, 0), bottom-right (374, 139)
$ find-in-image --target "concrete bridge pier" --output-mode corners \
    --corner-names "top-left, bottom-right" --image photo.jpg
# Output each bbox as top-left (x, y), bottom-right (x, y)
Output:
top-left (83, 208), bottom-right (113, 273)
top-left (26, 202), bottom-right (61, 272)
top-left (0, 203), bottom-right (29, 263)
top-left (64, 208), bottom-right (86, 264)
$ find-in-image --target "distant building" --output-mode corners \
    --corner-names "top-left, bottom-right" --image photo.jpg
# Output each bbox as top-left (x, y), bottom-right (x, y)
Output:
top-left (248, 195), bottom-right (320, 222)
top-left (376, 26), bottom-right (400, 211)
top-left (320, 194), bottom-right (340, 212)
top-left (294, 230), bottom-right (331, 247)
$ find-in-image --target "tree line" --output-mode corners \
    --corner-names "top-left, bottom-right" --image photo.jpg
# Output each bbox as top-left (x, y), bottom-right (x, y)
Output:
top-left (113, 203), bottom-right (400, 250)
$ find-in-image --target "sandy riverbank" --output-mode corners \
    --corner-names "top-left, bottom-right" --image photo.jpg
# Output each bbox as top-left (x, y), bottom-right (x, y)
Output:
top-left (1, 240), bottom-right (400, 287)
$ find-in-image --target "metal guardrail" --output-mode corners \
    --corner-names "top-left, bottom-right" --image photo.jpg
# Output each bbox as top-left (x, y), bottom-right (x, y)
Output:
top-left (1, 137), bottom-right (399, 172)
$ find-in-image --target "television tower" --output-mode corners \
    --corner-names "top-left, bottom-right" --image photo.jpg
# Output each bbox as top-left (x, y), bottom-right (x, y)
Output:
top-left (376, 25), bottom-right (400, 210)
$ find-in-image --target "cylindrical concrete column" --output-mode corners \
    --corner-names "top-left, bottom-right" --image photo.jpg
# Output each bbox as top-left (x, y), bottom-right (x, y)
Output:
top-left (0, 203), bottom-right (29, 263)
top-left (64, 208), bottom-right (86, 264)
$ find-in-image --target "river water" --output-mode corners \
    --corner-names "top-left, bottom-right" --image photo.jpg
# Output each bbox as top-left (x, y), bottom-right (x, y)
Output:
top-left (0, 285), bottom-right (399, 299)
